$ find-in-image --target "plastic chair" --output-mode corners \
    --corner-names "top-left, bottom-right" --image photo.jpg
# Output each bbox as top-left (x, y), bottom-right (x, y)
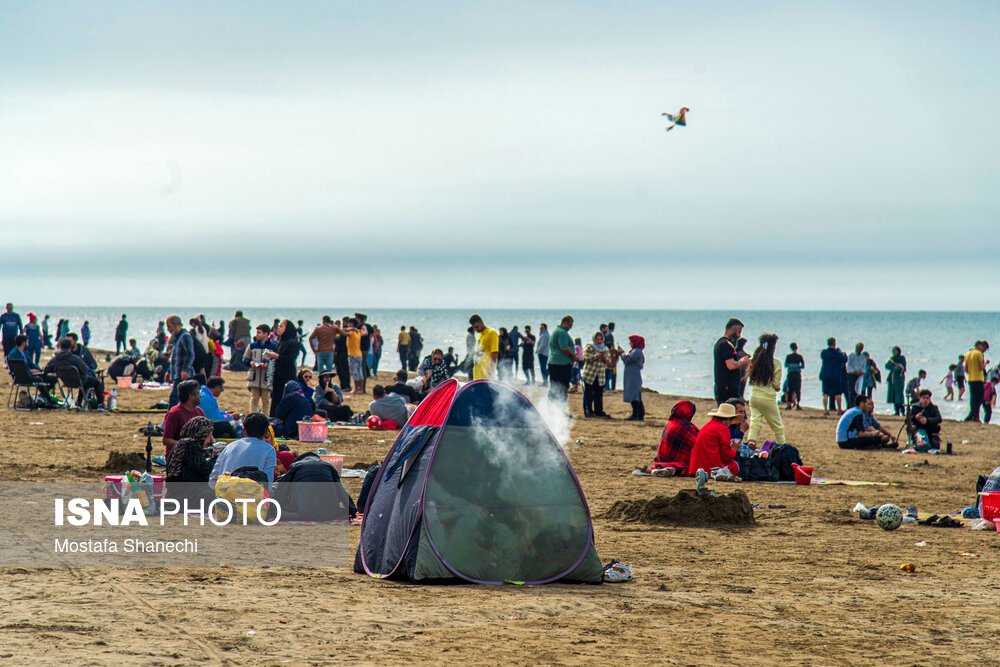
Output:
top-left (6, 358), bottom-right (51, 410)
top-left (55, 365), bottom-right (96, 410)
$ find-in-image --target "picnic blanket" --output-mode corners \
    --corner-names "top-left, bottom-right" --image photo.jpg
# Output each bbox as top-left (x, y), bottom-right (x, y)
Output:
top-left (111, 408), bottom-right (168, 414)
top-left (328, 422), bottom-right (370, 430)
top-left (769, 478), bottom-right (901, 487)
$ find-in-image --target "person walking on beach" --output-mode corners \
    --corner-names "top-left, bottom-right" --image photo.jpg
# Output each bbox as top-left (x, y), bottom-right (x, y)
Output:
top-left (964, 341), bottom-right (988, 422)
top-left (81, 321), bottom-right (91, 347)
top-left (1, 303), bottom-right (23, 363)
top-left (819, 338), bottom-right (847, 415)
top-left (113, 314), bottom-right (128, 354)
top-left (955, 354), bottom-right (967, 401)
top-left (536, 323), bottom-right (550, 387)
top-left (229, 310), bottom-right (251, 368)
top-left (166, 315), bottom-right (195, 409)
top-left (713, 318), bottom-right (750, 404)
top-left (845, 342), bottom-right (866, 406)
top-left (23, 313), bottom-right (42, 366)
top-left (508, 326), bottom-right (522, 376)
top-left (885, 346), bottom-right (907, 416)
top-left (547, 315), bottom-right (576, 406)
top-left (581, 332), bottom-right (611, 418)
top-left (620, 335), bottom-right (645, 420)
top-left (746, 333), bottom-right (786, 444)
top-left (469, 314), bottom-right (499, 380)
top-left (397, 326), bottom-right (410, 371)
top-left (941, 364), bottom-right (957, 401)
top-left (521, 325), bottom-right (536, 384)
top-left (784, 342), bottom-right (804, 410)
top-left (309, 316), bottom-right (337, 375)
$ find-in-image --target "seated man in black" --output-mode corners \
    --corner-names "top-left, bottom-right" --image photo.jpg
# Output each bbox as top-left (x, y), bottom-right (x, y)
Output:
top-left (7, 334), bottom-right (58, 398)
top-left (907, 388), bottom-right (942, 450)
top-left (66, 332), bottom-right (100, 377)
top-left (385, 369), bottom-right (421, 404)
top-left (45, 338), bottom-right (105, 407)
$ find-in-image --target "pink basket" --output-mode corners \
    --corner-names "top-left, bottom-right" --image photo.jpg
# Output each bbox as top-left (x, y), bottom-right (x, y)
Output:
top-left (297, 421), bottom-right (328, 442)
top-left (117, 376), bottom-right (133, 389)
top-left (979, 492), bottom-right (1000, 522)
top-left (319, 454), bottom-right (344, 475)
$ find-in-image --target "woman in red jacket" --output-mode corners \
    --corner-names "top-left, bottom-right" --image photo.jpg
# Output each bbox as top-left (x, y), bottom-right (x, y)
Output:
top-left (689, 402), bottom-right (740, 477)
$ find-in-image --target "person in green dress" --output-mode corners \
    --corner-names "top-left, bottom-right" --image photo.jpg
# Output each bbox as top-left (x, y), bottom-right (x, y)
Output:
top-left (885, 346), bottom-right (907, 416)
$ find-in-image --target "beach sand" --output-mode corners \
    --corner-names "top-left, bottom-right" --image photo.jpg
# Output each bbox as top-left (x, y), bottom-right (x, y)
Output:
top-left (1, 362), bottom-right (998, 665)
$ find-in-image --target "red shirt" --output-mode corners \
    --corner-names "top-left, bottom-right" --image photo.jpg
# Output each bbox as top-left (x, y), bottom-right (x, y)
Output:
top-left (162, 403), bottom-right (205, 455)
top-left (688, 417), bottom-right (737, 474)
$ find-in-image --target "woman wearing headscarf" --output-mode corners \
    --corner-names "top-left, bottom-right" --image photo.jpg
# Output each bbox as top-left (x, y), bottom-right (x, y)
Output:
top-left (582, 332), bottom-right (611, 418)
top-left (746, 333), bottom-right (786, 444)
top-left (265, 319), bottom-right (300, 417)
top-left (275, 380), bottom-right (315, 439)
top-left (619, 335), bottom-right (646, 421)
top-left (885, 346), bottom-right (907, 416)
top-left (655, 400), bottom-right (698, 473)
top-left (314, 371), bottom-right (353, 421)
top-left (164, 416), bottom-right (215, 502)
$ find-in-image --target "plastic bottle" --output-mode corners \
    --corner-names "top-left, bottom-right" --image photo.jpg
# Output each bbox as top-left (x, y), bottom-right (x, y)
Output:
top-left (139, 472), bottom-right (156, 515)
top-left (108, 388), bottom-right (118, 411)
top-left (125, 470), bottom-right (150, 510)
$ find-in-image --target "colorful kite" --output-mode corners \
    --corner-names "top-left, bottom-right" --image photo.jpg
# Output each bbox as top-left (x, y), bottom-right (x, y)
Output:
top-left (661, 107), bottom-right (689, 132)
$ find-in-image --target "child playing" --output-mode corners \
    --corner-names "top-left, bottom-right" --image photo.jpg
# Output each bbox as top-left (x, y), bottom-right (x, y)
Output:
top-left (941, 364), bottom-right (956, 401)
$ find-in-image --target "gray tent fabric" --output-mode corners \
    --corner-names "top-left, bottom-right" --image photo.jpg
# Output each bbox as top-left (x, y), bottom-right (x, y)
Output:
top-left (355, 380), bottom-right (602, 584)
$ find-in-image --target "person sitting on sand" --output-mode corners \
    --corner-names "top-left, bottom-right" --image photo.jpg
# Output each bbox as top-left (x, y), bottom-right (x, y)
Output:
top-left (689, 403), bottom-right (740, 478)
top-left (270, 451), bottom-right (358, 520)
top-left (837, 395), bottom-right (893, 450)
top-left (385, 369), bottom-right (422, 404)
top-left (164, 416), bottom-right (216, 503)
top-left (314, 371), bottom-right (353, 421)
top-left (199, 376), bottom-right (239, 438)
top-left (907, 388), bottom-right (942, 450)
top-left (655, 400), bottom-right (699, 473)
top-left (369, 384), bottom-right (408, 426)
top-left (418, 348), bottom-right (451, 390)
top-left (861, 397), bottom-right (896, 446)
top-left (725, 397), bottom-right (749, 443)
top-left (274, 380), bottom-right (317, 439)
top-left (209, 412), bottom-right (277, 490)
top-left (162, 379), bottom-right (205, 456)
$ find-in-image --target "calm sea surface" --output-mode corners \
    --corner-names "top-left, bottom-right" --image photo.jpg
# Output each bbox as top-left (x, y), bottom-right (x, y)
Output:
top-left (22, 306), bottom-right (1000, 421)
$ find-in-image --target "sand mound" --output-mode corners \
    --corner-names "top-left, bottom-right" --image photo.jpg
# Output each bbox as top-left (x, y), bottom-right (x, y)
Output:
top-left (604, 489), bottom-right (755, 527)
top-left (104, 451), bottom-right (147, 472)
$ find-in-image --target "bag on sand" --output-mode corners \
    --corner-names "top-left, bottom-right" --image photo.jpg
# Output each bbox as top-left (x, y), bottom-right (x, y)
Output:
top-left (736, 455), bottom-right (778, 482)
top-left (214, 471), bottom-right (269, 524)
top-left (769, 444), bottom-right (803, 482)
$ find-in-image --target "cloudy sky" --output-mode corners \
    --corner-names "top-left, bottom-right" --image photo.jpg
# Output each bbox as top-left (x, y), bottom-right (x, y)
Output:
top-left (1, 1), bottom-right (997, 309)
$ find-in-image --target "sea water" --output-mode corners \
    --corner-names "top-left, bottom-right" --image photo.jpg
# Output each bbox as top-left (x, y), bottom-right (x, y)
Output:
top-left (23, 306), bottom-right (1000, 421)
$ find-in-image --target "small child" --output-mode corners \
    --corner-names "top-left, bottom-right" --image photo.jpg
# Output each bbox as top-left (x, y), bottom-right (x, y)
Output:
top-left (941, 364), bottom-right (956, 401)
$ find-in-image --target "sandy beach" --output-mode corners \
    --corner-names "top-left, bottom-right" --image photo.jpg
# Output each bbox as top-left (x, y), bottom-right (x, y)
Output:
top-left (1, 362), bottom-right (998, 666)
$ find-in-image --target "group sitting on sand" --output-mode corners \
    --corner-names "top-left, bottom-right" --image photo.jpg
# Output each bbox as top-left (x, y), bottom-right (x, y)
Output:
top-left (162, 412), bottom-right (356, 519)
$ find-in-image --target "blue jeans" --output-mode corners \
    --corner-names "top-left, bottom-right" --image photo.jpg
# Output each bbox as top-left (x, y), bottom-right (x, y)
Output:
top-left (316, 351), bottom-right (334, 374)
top-left (538, 355), bottom-right (549, 385)
top-left (168, 379), bottom-right (181, 408)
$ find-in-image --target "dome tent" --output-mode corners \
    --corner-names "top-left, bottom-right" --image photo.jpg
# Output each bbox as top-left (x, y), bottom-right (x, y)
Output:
top-left (355, 379), bottom-right (603, 584)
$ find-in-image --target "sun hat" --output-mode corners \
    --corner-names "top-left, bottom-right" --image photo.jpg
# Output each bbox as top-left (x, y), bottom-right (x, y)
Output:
top-left (706, 403), bottom-right (738, 419)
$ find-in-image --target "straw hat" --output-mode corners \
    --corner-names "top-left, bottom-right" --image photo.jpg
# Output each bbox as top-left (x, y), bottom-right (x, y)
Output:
top-left (706, 403), bottom-right (737, 419)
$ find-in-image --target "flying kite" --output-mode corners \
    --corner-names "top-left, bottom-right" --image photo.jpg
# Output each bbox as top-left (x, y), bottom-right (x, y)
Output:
top-left (661, 107), bottom-right (689, 132)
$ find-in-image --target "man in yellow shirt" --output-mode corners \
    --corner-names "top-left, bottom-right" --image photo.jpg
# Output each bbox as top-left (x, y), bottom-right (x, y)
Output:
top-left (345, 319), bottom-right (364, 395)
top-left (469, 314), bottom-right (499, 380)
top-left (964, 340), bottom-right (989, 422)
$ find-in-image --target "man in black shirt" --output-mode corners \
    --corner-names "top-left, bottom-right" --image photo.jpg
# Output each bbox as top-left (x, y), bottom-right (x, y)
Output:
top-left (386, 369), bottom-right (421, 404)
top-left (784, 342), bottom-right (805, 409)
top-left (907, 388), bottom-right (943, 450)
top-left (713, 318), bottom-right (750, 404)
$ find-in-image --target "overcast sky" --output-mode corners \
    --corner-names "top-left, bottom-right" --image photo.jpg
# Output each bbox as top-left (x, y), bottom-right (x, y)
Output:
top-left (1, 1), bottom-right (997, 309)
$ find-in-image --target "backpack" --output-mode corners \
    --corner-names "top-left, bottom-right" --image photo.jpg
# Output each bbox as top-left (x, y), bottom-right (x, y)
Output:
top-left (768, 444), bottom-right (803, 482)
top-left (736, 455), bottom-right (778, 482)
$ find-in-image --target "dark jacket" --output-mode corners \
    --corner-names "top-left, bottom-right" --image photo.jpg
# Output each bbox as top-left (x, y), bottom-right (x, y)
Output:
top-left (74, 345), bottom-right (98, 372)
top-left (275, 381), bottom-right (314, 438)
top-left (908, 402), bottom-right (942, 434)
top-left (270, 453), bottom-right (357, 520)
top-left (45, 349), bottom-right (92, 378)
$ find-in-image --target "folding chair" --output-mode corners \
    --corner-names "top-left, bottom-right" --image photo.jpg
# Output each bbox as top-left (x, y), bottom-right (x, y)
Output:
top-left (55, 365), bottom-right (97, 411)
top-left (6, 358), bottom-right (51, 410)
